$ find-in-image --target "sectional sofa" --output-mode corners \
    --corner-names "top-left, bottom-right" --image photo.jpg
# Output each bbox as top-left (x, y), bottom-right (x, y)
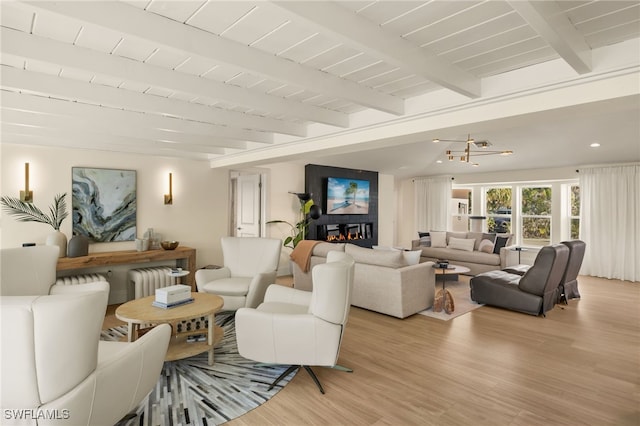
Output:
top-left (291, 242), bottom-right (435, 318)
top-left (411, 231), bottom-right (518, 276)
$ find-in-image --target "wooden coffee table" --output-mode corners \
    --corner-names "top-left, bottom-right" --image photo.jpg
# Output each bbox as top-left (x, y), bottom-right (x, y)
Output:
top-left (116, 292), bottom-right (224, 365)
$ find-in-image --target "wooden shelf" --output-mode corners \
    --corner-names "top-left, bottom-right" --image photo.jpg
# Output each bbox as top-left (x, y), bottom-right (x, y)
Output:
top-left (56, 246), bottom-right (196, 288)
top-left (165, 325), bottom-right (223, 362)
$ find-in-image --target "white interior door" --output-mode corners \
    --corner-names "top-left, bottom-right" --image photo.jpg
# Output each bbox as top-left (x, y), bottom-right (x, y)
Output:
top-left (235, 174), bottom-right (261, 237)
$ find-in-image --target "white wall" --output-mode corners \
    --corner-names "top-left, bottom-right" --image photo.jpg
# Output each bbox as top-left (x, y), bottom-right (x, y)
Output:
top-left (377, 173), bottom-right (395, 247)
top-left (1, 144), bottom-right (229, 303)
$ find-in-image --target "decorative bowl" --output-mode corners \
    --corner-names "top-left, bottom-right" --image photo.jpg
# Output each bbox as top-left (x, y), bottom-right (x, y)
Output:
top-left (161, 240), bottom-right (179, 250)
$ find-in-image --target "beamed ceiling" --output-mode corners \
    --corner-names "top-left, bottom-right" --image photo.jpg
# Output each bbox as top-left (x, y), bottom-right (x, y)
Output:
top-left (1, 1), bottom-right (639, 178)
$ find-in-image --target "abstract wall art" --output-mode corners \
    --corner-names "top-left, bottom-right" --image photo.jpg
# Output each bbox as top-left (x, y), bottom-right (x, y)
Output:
top-left (72, 167), bottom-right (137, 242)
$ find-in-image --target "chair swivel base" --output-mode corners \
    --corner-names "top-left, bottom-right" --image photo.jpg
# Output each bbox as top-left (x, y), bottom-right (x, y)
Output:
top-left (269, 364), bottom-right (353, 394)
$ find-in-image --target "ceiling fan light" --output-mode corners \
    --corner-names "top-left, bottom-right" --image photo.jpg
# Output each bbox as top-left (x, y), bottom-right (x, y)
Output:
top-left (448, 155), bottom-right (454, 161)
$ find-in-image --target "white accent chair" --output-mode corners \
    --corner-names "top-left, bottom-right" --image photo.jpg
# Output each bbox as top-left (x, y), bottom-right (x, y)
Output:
top-left (0, 245), bottom-right (171, 425)
top-left (235, 251), bottom-right (355, 393)
top-left (195, 237), bottom-right (282, 314)
top-left (0, 246), bottom-right (110, 297)
top-left (1, 292), bottom-right (171, 426)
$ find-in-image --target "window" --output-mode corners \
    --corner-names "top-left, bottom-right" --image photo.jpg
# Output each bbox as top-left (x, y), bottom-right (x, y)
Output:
top-left (521, 186), bottom-right (552, 247)
top-left (570, 184), bottom-right (580, 239)
top-left (485, 187), bottom-right (511, 233)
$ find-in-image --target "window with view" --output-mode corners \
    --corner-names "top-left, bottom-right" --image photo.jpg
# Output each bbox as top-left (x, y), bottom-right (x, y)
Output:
top-left (485, 187), bottom-right (512, 233)
top-left (571, 185), bottom-right (580, 239)
top-left (521, 186), bottom-right (552, 247)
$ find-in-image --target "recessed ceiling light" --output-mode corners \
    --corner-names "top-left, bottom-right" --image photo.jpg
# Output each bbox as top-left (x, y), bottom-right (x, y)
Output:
top-left (590, 142), bottom-right (601, 148)
top-left (436, 160), bottom-right (442, 164)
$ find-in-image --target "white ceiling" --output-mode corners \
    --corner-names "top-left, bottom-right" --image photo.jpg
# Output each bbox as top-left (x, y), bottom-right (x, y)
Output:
top-left (1, 1), bottom-right (639, 178)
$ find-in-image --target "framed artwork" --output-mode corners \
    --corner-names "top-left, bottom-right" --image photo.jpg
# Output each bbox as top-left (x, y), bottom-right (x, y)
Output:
top-left (72, 167), bottom-right (137, 242)
top-left (326, 177), bottom-right (370, 214)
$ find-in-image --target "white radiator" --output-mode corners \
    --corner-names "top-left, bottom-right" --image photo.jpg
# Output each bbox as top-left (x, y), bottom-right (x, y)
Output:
top-left (55, 273), bottom-right (107, 286)
top-left (128, 267), bottom-right (174, 299)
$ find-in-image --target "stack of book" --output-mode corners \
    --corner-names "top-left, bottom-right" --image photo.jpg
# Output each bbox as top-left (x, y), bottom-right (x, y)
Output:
top-left (152, 284), bottom-right (193, 309)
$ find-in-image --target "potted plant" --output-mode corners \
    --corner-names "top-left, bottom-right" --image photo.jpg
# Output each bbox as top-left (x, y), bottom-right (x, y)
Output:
top-left (268, 192), bottom-right (322, 249)
top-left (0, 193), bottom-right (70, 257)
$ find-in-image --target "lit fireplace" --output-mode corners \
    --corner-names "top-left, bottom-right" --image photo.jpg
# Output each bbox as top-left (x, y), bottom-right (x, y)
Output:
top-left (318, 223), bottom-right (373, 243)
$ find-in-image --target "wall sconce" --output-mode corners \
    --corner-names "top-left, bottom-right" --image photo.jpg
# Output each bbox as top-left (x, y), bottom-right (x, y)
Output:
top-left (164, 172), bottom-right (173, 205)
top-left (20, 162), bottom-right (33, 203)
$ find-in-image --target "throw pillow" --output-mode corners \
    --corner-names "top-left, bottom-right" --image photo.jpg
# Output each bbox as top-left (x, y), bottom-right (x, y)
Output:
top-left (479, 239), bottom-right (495, 253)
top-left (430, 231), bottom-right (447, 248)
top-left (493, 236), bottom-right (509, 254)
top-left (402, 250), bottom-right (422, 265)
top-left (447, 237), bottom-right (475, 252)
top-left (418, 231), bottom-right (431, 247)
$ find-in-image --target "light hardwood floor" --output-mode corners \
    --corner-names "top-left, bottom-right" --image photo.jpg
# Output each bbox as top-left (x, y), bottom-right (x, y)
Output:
top-left (104, 275), bottom-right (639, 426)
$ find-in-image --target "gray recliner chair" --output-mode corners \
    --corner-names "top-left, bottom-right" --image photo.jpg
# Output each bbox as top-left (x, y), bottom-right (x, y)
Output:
top-left (558, 240), bottom-right (585, 303)
top-left (470, 244), bottom-right (570, 316)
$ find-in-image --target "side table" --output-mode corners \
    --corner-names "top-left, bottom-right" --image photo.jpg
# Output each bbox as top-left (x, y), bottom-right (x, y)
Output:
top-left (432, 264), bottom-right (471, 314)
top-left (510, 247), bottom-right (528, 264)
top-left (168, 270), bottom-right (190, 284)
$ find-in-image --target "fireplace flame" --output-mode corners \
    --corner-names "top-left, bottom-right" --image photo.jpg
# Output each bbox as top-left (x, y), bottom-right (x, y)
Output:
top-left (326, 232), bottom-right (363, 242)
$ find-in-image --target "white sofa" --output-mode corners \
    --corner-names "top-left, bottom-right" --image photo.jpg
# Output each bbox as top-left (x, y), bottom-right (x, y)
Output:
top-left (292, 243), bottom-right (435, 318)
top-left (411, 231), bottom-right (518, 276)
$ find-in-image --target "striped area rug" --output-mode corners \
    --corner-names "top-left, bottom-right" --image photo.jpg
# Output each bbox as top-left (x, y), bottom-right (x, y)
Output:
top-left (101, 316), bottom-right (293, 425)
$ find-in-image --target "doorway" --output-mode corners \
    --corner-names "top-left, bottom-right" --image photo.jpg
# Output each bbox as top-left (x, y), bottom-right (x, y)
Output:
top-left (230, 171), bottom-right (266, 238)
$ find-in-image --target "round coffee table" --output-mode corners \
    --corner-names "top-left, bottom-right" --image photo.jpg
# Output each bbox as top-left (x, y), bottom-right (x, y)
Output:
top-left (432, 264), bottom-right (471, 314)
top-left (116, 292), bottom-right (224, 365)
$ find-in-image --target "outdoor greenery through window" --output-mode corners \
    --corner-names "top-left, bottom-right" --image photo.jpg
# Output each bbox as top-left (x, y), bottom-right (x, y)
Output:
top-left (485, 187), bottom-right (511, 233)
top-left (521, 186), bottom-right (551, 247)
top-left (571, 185), bottom-right (580, 239)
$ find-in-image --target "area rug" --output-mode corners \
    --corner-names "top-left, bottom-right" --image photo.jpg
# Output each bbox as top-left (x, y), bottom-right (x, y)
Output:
top-left (418, 279), bottom-right (483, 321)
top-left (101, 316), bottom-right (293, 425)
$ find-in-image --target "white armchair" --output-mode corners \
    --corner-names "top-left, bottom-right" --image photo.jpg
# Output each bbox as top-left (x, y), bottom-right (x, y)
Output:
top-left (195, 237), bottom-right (282, 313)
top-left (0, 246), bottom-right (110, 297)
top-left (1, 291), bottom-right (171, 426)
top-left (235, 252), bottom-right (355, 394)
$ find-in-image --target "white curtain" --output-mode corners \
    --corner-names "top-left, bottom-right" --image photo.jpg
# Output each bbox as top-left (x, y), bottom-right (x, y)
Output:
top-left (414, 176), bottom-right (452, 233)
top-left (579, 164), bottom-right (639, 282)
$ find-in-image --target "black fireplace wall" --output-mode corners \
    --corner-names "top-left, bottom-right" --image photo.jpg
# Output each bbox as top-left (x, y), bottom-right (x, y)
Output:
top-left (305, 164), bottom-right (378, 248)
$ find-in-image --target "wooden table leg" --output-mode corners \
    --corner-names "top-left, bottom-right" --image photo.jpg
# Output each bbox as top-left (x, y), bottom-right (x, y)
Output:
top-left (128, 322), bottom-right (138, 342)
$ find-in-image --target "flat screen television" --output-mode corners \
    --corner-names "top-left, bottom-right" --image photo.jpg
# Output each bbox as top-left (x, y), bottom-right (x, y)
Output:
top-left (326, 177), bottom-right (370, 214)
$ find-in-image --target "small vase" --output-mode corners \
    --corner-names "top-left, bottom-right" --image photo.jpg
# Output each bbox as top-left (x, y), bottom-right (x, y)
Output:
top-left (46, 230), bottom-right (67, 258)
top-left (67, 234), bottom-right (89, 258)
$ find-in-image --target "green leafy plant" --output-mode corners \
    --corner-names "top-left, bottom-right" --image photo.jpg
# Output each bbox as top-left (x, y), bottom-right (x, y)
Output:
top-left (0, 193), bottom-right (69, 231)
top-left (268, 192), bottom-right (322, 249)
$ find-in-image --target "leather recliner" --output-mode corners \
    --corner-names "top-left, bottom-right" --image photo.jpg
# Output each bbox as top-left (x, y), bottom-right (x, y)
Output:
top-left (558, 240), bottom-right (586, 303)
top-left (470, 244), bottom-right (570, 316)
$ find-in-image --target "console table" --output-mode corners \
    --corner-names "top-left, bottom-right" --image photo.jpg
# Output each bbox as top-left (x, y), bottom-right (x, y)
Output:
top-left (56, 246), bottom-right (197, 289)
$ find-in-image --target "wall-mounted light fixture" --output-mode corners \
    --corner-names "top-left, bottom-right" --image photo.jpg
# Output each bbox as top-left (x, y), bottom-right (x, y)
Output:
top-left (20, 162), bottom-right (33, 203)
top-left (164, 172), bottom-right (173, 205)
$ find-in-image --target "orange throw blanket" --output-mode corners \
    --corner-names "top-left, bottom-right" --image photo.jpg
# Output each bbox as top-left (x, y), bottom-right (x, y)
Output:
top-left (290, 240), bottom-right (321, 273)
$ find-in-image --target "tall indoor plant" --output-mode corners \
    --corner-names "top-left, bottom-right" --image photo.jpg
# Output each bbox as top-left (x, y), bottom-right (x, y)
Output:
top-left (0, 192), bottom-right (70, 257)
top-left (268, 192), bottom-right (322, 249)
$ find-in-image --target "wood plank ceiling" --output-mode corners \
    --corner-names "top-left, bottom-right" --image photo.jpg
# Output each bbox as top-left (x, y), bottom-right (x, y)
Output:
top-left (1, 1), bottom-right (639, 164)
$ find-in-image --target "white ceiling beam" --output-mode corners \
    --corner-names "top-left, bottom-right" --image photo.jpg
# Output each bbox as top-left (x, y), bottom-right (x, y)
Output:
top-left (1, 27), bottom-right (348, 128)
top-left (1, 107), bottom-right (240, 152)
top-left (1, 124), bottom-right (223, 158)
top-left (0, 65), bottom-right (306, 137)
top-left (508, 1), bottom-right (591, 74)
top-left (0, 90), bottom-right (261, 146)
top-left (271, 1), bottom-right (481, 98)
top-left (23, 0), bottom-right (404, 115)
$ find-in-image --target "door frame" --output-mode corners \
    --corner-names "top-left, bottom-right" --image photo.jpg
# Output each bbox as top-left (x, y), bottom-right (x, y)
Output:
top-left (229, 169), bottom-right (268, 237)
